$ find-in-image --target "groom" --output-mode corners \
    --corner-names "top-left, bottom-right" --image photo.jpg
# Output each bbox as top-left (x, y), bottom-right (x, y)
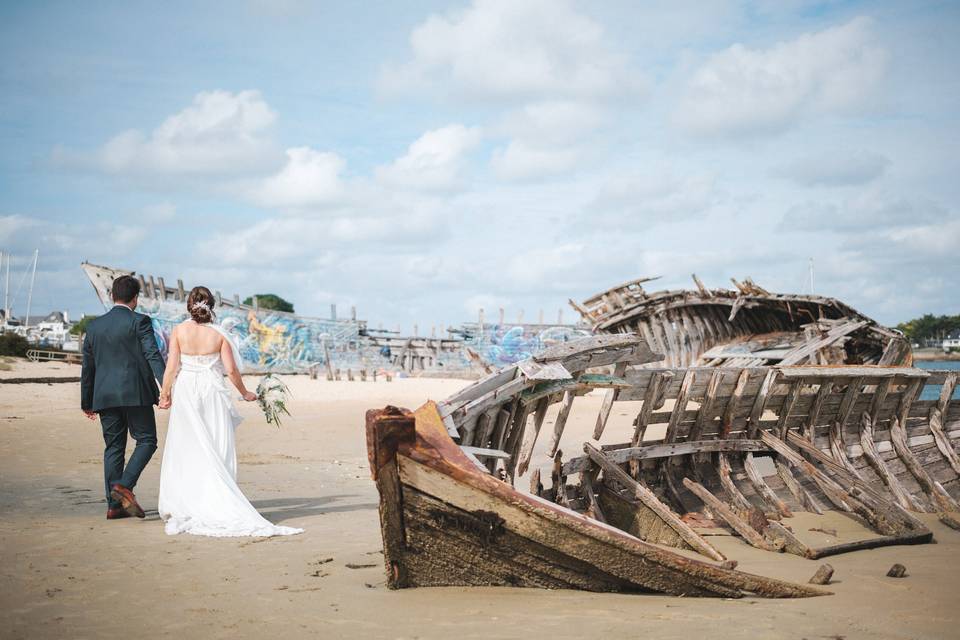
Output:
top-left (80, 275), bottom-right (166, 520)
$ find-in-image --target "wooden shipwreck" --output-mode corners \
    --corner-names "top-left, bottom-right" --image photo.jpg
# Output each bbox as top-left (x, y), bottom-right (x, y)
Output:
top-left (571, 276), bottom-right (911, 368)
top-left (367, 335), bottom-right (959, 596)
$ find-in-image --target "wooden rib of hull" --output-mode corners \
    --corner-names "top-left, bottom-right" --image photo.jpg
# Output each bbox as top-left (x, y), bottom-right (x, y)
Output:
top-left (367, 404), bottom-right (826, 598)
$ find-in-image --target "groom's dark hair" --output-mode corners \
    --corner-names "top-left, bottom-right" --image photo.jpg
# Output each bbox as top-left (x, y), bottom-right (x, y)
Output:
top-left (111, 275), bottom-right (141, 303)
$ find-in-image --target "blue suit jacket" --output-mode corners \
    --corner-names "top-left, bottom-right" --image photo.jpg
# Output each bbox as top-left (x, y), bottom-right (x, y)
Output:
top-left (80, 305), bottom-right (166, 411)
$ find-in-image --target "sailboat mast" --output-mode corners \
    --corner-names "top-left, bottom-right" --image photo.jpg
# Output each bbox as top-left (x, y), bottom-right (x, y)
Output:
top-left (2, 251), bottom-right (9, 325)
top-left (25, 249), bottom-right (38, 329)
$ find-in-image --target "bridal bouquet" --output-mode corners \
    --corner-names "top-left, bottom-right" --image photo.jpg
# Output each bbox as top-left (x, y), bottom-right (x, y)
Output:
top-left (256, 374), bottom-right (291, 428)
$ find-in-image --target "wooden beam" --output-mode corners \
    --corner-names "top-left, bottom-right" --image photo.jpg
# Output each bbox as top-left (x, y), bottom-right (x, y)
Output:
top-left (777, 456), bottom-right (823, 514)
top-left (593, 361), bottom-right (627, 439)
top-left (747, 369), bottom-right (777, 438)
top-left (690, 369), bottom-right (723, 441)
top-left (583, 443), bottom-right (725, 562)
top-left (665, 369), bottom-right (696, 443)
top-left (564, 439), bottom-right (770, 475)
top-left (859, 412), bottom-right (922, 511)
top-left (743, 453), bottom-right (792, 518)
top-left (929, 373), bottom-right (960, 475)
top-left (546, 390), bottom-right (575, 459)
top-left (516, 396), bottom-right (550, 476)
top-left (889, 416), bottom-right (959, 515)
top-left (683, 478), bottom-right (777, 551)
top-left (717, 452), bottom-right (754, 513)
top-left (721, 368), bottom-right (751, 438)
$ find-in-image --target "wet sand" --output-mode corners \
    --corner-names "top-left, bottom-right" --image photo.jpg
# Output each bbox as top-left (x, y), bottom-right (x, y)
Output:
top-left (2, 360), bottom-right (959, 639)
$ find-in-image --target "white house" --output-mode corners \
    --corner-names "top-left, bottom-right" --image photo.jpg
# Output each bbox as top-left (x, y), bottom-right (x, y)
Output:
top-left (944, 329), bottom-right (960, 352)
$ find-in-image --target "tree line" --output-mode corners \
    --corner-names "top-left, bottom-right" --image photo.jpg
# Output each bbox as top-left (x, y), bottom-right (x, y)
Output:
top-left (895, 314), bottom-right (960, 344)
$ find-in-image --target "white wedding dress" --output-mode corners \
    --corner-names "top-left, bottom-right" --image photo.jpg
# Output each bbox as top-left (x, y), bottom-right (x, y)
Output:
top-left (158, 351), bottom-right (303, 538)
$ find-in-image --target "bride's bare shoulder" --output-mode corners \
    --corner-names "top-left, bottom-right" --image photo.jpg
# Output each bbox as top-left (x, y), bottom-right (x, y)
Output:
top-left (174, 320), bottom-right (194, 334)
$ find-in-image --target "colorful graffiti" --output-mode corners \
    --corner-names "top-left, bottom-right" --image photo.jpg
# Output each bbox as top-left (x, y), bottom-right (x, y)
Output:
top-left (463, 324), bottom-right (592, 368)
top-left (134, 297), bottom-right (363, 373)
top-left (81, 263), bottom-right (593, 375)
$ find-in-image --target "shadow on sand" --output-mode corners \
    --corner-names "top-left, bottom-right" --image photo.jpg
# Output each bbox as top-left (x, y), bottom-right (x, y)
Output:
top-left (250, 495), bottom-right (378, 523)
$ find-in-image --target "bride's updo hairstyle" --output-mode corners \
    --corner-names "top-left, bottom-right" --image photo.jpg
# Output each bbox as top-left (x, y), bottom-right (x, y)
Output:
top-left (187, 286), bottom-right (216, 324)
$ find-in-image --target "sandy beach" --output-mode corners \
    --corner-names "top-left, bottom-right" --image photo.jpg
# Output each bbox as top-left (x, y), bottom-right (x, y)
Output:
top-left (2, 360), bottom-right (959, 640)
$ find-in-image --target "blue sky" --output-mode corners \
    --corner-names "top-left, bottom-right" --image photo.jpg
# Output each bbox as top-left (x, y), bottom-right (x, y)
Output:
top-left (1, 0), bottom-right (958, 330)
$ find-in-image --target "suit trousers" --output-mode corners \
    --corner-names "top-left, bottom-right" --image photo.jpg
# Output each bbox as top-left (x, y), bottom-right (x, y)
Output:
top-left (100, 406), bottom-right (158, 508)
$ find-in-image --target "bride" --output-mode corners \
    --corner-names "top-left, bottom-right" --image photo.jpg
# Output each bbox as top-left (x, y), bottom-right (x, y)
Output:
top-left (157, 286), bottom-right (302, 538)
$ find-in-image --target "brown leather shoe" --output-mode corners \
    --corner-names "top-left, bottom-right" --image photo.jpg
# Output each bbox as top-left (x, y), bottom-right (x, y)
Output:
top-left (110, 484), bottom-right (145, 519)
top-left (106, 506), bottom-right (131, 520)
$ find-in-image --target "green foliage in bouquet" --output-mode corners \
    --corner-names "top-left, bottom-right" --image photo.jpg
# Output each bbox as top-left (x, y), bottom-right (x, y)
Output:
top-left (256, 373), bottom-right (291, 428)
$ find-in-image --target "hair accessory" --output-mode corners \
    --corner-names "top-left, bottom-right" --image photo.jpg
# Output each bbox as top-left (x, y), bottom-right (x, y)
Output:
top-left (192, 300), bottom-right (211, 311)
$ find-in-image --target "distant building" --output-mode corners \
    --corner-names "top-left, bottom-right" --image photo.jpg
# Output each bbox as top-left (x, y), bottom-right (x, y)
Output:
top-left (944, 330), bottom-right (960, 352)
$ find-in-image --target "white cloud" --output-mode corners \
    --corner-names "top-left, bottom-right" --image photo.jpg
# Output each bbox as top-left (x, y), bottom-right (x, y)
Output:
top-left (489, 101), bottom-right (605, 181)
top-left (591, 171), bottom-right (722, 225)
top-left (676, 17), bottom-right (888, 137)
top-left (773, 149), bottom-right (890, 186)
top-left (491, 141), bottom-right (579, 181)
top-left (376, 124), bottom-right (482, 191)
top-left (0, 215), bottom-right (40, 243)
top-left (784, 192), bottom-right (949, 231)
top-left (463, 293), bottom-right (511, 316)
top-left (495, 101), bottom-right (606, 147)
top-left (380, 0), bottom-right (642, 102)
top-left (140, 203), bottom-right (178, 222)
top-left (54, 90), bottom-right (281, 176)
top-left (251, 147), bottom-right (346, 209)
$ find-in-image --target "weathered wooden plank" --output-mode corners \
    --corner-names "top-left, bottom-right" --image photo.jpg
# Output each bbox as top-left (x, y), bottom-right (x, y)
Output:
top-left (858, 412), bottom-right (921, 511)
top-left (682, 478), bottom-right (777, 551)
top-left (665, 369), bottom-right (697, 443)
top-left (690, 369), bottom-right (724, 441)
top-left (889, 416), bottom-right (957, 514)
top-left (516, 396), bottom-right (551, 477)
top-left (534, 334), bottom-right (644, 362)
top-left (580, 464), bottom-right (606, 524)
top-left (929, 373), bottom-right (960, 475)
top-left (593, 361), bottom-right (628, 440)
top-left (460, 445), bottom-right (511, 460)
top-left (743, 453), bottom-right (792, 518)
top-left (747, 369), bottom-right (778, 438)
top-left (564, 440), bottom-right (770, 475)
top-left (717, 453), bottom-right (754, 513)
top-left (778, 320), bottom-right (869, 366)
top-left (776, 366), bottom-right (929, 380)
top-left (775, 458), bottom-right (823, 514)
top-left (830, 377), bottom-right (864, 477)
top-left (804, 380), bottom-right (833, 440)
top-left (777, 379), bottom-right (801, 439)
top-left (546, 390), bottom-right (575, 459)
top-left (721, 369), bottom-right (752, 438)
top-left (583, 443), bottom-right (725, 562)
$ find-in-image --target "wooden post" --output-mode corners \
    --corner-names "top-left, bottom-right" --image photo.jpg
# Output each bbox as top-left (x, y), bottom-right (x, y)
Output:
top-left (330, 304), bottom-right (337, 321)
top-left (158, 277), bottom-right (168, 300)
top-left (177, 278), bottom-right (185, 301)
top-left (498, 307), bottom-right (504, 326)
top-left (365, 406), bottom-right (416, 589)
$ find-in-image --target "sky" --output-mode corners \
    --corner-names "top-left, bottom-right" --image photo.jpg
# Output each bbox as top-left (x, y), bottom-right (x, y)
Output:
top-left (1, 0), bottom-right (958, 331)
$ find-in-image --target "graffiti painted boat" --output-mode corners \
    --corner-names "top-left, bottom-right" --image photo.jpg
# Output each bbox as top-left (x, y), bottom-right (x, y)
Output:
top-left (572, 275), bottom-right (911, 368)
top-left (367, 334), bottom-right (960, 595)
top-left (82, 262), bottom-right (378, 374)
